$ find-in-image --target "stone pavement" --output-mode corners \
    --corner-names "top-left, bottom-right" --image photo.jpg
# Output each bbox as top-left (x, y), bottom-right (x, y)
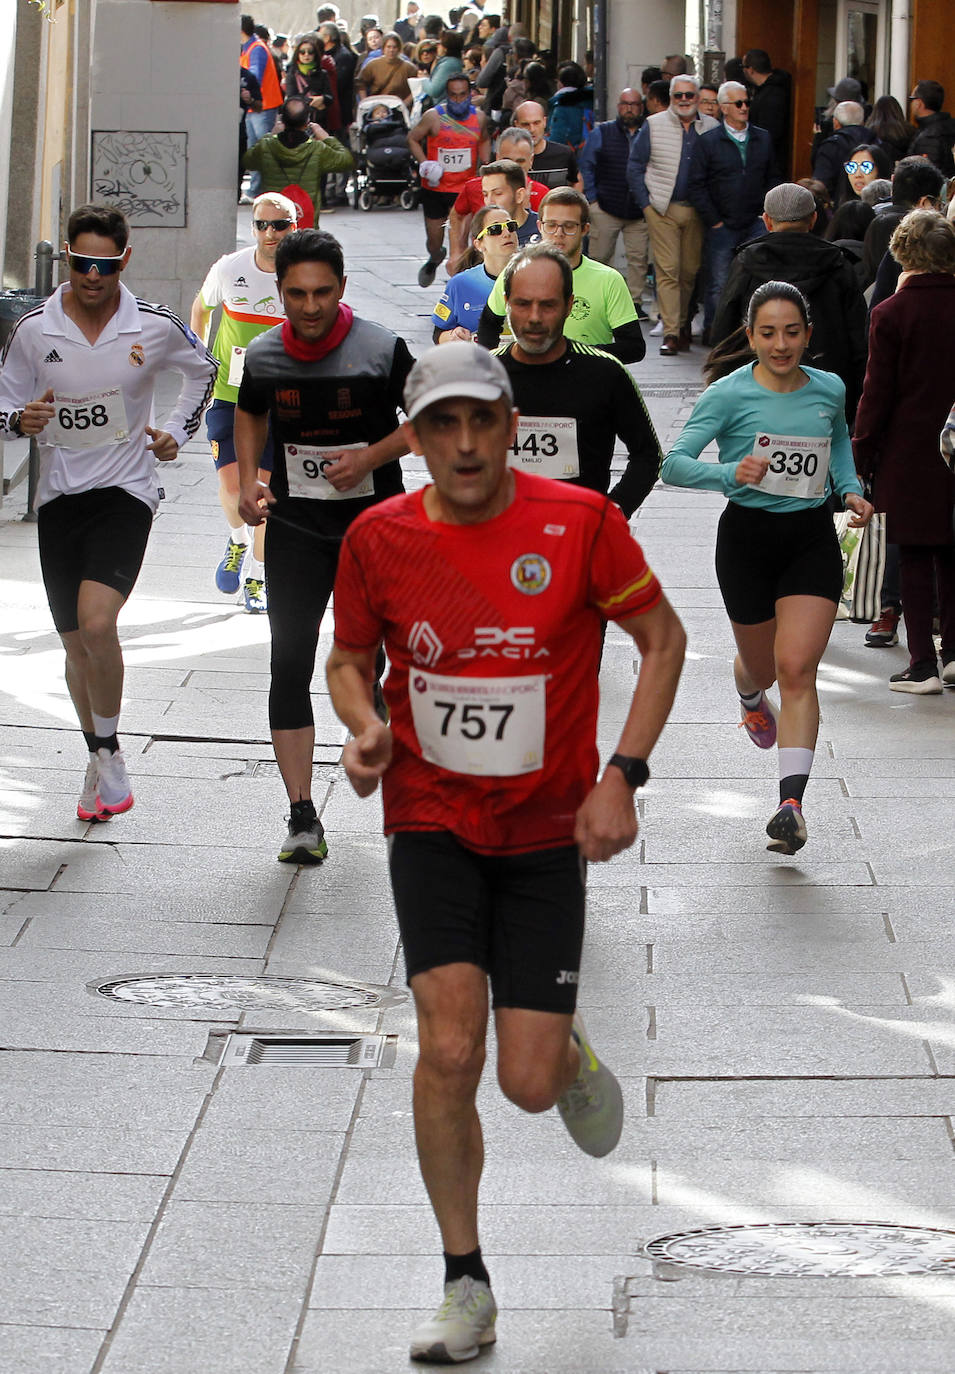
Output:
top-left (2, 200), bottom-right (955, 1374)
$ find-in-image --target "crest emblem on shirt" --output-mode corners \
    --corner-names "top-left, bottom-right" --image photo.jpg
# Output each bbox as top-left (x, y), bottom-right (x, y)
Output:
top-left (337, 387), bottom-right (351, 410)
top-left (129, 344), bottom-right (145, 366)
top-left (510, 553), bottom-right (552, 596)
top-left (569, 296), bottom-right (591, 322)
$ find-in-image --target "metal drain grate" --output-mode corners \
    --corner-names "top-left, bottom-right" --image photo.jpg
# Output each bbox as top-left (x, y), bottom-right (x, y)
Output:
top-left (91, 973), bottom-right (406, 1013)
top-left (643, 1222), bottom-right (955, 1278)
top-left (217, 1032), bottom-right (397, 1068)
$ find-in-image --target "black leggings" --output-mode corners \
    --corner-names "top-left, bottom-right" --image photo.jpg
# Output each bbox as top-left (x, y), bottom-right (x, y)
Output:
top-left (265, 505), bottom-right (342, 731)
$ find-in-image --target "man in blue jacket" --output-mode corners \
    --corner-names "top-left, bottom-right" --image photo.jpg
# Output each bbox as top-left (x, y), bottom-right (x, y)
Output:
top-left (688, 80), bottom-right (777, 340)
top-left (579, 89), bottom-right (650, 318)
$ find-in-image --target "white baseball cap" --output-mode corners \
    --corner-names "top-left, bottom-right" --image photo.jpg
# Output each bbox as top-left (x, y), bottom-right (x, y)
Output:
top-left (404, 342), bottom-right (513, 421)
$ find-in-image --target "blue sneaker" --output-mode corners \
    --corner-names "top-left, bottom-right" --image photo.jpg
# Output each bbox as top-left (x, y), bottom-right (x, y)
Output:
top-left (243, 577), bottom-right (267, 614)
top-left (215, 537), bottom-right (247, 594)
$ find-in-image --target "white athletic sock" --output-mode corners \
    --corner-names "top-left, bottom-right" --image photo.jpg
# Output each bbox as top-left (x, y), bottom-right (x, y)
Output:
top-left (247, 556), bottom-right (265, 580)
top-left (778, 747), bottom-right (814, 780)
top-left (229, 524), bottom-right (249, 545)
top-left (92, 712), bottom-right (120, 739)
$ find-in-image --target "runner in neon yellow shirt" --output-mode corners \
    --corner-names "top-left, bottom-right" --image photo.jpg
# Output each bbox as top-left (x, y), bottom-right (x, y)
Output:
top-left (476, 187), bottom-right (645, 363)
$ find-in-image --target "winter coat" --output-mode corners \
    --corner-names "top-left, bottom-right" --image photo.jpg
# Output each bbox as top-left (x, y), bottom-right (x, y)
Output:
top-left (711, 229), bottom-right (867, 419)
top-left (748, 69), bottom-right (791, 175)
top-left (687, 122), bottom-right (777, 229)
top-left (547, 86), bottom-right (594, 150)
top-left (853, 273), bottom-right (955, 544)
top-left (909, 111), bottom-right (955, 176)
top-left (242, 133), bottom-right (353, 214)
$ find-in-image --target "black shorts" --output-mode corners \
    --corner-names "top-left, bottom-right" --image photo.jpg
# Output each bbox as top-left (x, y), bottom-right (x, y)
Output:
top-left (388, 831), bottom-right (586, 1013)
top-left (715, 500), bottom-right (843, 625)
top-left (37, 487), bottom-right (153, 633)
top-left (206, 398), bottom-right (275, 473)
top-left (419, 188), bottom-right (458, 222)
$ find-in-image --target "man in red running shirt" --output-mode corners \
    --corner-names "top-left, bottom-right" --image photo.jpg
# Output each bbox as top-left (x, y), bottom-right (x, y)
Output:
top-left (326, 343), bottom-right (684, 1365)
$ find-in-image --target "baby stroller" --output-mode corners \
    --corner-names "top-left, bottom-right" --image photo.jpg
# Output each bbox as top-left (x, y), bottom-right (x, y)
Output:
top-left (349, 95), bottom-right (418, 211)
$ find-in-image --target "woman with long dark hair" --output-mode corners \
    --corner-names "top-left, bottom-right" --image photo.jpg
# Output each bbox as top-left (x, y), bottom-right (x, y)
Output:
top-left (662, 281), bottom-right (872, 853)
top-left (868, 95), bottom-right (912, 168)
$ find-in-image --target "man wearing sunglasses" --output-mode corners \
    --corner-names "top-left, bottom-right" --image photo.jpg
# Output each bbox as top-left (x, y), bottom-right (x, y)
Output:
top-left (688, 80), bottom-right (776, 342)
top-left (626, 75), bottom-right (718, 355)
top-left (190, 193), bottom-right (298, 613)
top-left (0, 202), bottom-right (217, 823)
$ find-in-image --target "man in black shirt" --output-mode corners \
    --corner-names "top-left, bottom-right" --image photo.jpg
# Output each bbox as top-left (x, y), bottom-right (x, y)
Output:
top-left (493, 244), bottom-right (660, 514)
top-left (512, 100), bottom-right (583, 191)
top-left (236, 229), bottom-right (413, 866)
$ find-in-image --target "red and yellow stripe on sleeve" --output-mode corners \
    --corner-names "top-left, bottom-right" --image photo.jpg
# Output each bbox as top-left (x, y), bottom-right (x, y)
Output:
top-left (595, 563), bottom-right (662, 620)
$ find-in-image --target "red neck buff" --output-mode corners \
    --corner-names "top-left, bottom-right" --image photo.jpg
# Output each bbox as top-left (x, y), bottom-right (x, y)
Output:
top-left (281, 302), bottom-right (353, 361)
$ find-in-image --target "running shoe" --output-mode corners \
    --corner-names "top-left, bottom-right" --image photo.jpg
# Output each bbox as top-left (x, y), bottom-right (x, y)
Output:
top-left (215, 537), bottom-right (247, 594)
top-left (278, 814), bottom-right (328, 865)
top-left (765, 798), bottom-right (807, 855)
top-left (943, 658), bottom-right (955, 687)
top-left (889, 661), bottom-right (942, 694)
top-left (865, 607), bottom-right (899, 646)
top-left (417, 245), bottom-right (447, 288)
top-left (243, 577), bottom-right (267, 614)
top-left (649, 319), bottom-right (663, 337)
top-left (409, 1276), bottom-right (497, 1364)
top-left (76, 755), bottom-right (109, 822)
top-left (556, 1014), bottom-right (624, 1158)
top-left (739, 693), bottom-right (777, 749)
top-left (96, 748), bottom-right (134, 815)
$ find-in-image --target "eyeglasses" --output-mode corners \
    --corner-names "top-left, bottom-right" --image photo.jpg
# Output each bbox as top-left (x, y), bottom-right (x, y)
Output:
top-left (476, 219), bottom-right (518, 240)
top-left (298, 47), bottom-right (315, 54)
top-left (726, 99), bottom-right (749, 108)
top-left (540, 219), bottom-right (582, 235)
top-left (67, 250), bottom-right (125, 275)
top-left (844, 160), bottom-right (874, 175)
top-left (254, 219), bottom-right (295, 231)
top-left (673, 92), bottom-right (696, 101)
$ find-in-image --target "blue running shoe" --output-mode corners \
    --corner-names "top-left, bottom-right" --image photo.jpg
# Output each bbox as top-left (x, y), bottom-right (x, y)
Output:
top-left (215, 537), bottom-right (247, 594)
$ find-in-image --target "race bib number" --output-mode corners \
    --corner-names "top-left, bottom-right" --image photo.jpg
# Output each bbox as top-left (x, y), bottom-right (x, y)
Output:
top-left (285, 442), bottom-right (374, 501)
top-left (227, 346), bottom-right (246, 388)
top-left (409, 671), bottom-right (545, 776)
top-left (437, 146), bottom-right (471, 171)
top-left (507, 417), bottom-right (579, 479)
top-left (47, 389), bottom-right (129, 449)
top-left (754, 432), bottom-right (831, 499)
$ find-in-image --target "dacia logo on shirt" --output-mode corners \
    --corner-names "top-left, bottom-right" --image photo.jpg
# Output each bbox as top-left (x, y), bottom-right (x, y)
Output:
top-left (458, 626), bottom-right (549, 660)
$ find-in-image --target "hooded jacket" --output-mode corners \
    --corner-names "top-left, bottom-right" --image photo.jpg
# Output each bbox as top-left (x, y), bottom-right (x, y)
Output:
top-left (909, 111), bottom-right (955, 176)
top-left (711, 230), bottom-right (867, 419)
top-left (242, 133), bottom-right (353, 213)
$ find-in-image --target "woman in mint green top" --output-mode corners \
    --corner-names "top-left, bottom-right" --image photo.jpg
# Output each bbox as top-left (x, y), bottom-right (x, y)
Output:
top-left (662, 282), bottom-right (873, 857)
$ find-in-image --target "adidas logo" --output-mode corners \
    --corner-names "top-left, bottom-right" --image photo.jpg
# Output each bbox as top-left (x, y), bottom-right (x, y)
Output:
top-left (235, 276), bottom-right (248, 286)
top-left (44, 348), bottom-right (63, 364)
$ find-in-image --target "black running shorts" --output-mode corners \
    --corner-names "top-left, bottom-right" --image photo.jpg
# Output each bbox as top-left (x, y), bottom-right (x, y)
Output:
top-left (715, 500), bottom-right (843, 625)
top-left (37, 486), bottom-right (153, 633)
top-left (418, 188), bottom-right (458, 222)
top-left (388, 831), bottom-right (586, 1014)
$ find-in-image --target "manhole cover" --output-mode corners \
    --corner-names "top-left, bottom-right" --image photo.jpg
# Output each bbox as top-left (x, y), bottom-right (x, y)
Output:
top-left (91, 974), bottom-right (405, 1013)
top-left (643, 1222), bottom-right (955, 1277)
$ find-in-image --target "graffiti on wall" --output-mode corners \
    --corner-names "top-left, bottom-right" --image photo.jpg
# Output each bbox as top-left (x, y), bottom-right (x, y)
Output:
top-left (91, 131), bottom-right (187, 226)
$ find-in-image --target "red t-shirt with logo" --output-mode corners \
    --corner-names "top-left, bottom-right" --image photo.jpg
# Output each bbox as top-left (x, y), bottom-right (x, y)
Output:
top-left (333, 470), bottom-right (661, 854)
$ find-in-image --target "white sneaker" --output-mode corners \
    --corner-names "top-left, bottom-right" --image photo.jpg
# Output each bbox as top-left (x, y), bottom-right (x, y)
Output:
top-left (410, 1276), bottom-right (497, 1363)
top-left (96, 747), bottom-right (134, 815)
top-left (77, 754), bottom-right (109, 822)
top-left (649, 319), bottom-right (663, 336)
top-left (556, 1014), bottom-right (623, 1157)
